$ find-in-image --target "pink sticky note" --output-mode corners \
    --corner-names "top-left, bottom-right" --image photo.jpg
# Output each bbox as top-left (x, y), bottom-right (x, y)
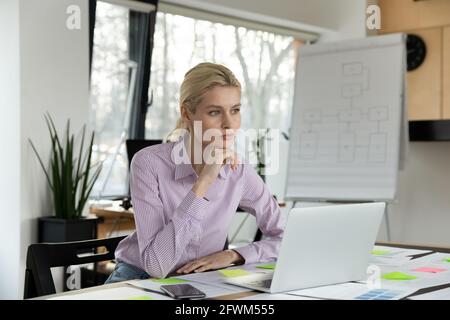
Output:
top-left (412, 267), bottom-right (446, 274)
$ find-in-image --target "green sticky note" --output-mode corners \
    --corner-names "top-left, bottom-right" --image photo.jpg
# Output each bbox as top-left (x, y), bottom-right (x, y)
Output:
top-left (256, 264), bottom-right (276, 270)
top-left (371, 250), bottom-right (390, 256)
top-left (218, 269), bottom-right (251, 278)
top-left (444, 258), bottom-right (450, 263)
top-left (126, 295), bottom-right (153, 300)
top-left (151, 278), bottom-right (189, 284)
top-left (382, 272), bottom-right (417, 281)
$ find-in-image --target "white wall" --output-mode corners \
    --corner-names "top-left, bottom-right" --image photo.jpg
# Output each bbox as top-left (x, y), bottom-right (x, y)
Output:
top-left (165, 0), bottom-right (371, 41)
top-left (389, 143), bottom-right (450, 245)
top-left (0, 0), bottom-right (90, 299)
top-left (0, 0), bottom-right (22, 300)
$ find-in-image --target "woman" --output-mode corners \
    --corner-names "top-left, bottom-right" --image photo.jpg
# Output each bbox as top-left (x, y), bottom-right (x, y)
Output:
top-left (106, 62), bottom-right (285, 283)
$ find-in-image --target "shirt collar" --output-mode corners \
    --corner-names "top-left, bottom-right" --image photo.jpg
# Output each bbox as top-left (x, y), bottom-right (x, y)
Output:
top-left (170, 132), bottom-right (231, 181)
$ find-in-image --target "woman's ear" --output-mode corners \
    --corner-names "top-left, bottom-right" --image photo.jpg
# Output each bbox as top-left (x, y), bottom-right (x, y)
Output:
top-left (180, 105), bottom-right (191, 122)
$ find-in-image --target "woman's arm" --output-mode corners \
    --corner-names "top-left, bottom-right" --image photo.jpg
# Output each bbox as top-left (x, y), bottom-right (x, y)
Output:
top-left (131, 152), bottom-right (210, 279)
top-left (233, 164), bottom-right (286, 264)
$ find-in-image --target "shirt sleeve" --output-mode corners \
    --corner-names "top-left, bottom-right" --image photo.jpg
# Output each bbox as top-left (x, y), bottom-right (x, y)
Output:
top-left (233, 164), bottom-right (286, 264)
top-left (130, 151), bottom-right (209, 278)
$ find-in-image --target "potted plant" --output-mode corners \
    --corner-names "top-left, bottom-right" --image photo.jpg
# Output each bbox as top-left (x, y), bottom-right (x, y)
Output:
top-left (29, 113), bottom-right (102, 243)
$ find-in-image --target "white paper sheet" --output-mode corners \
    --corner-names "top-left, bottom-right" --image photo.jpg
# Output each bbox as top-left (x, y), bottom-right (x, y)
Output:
top-left (174, 265), bottom-right (272, 292)
top-left (285, 34), bottom-right (406, 201)
top-left (359, 253), bottom-right (450, 291)
top-left (47, 286), bottom-right (172, 300)
top-left (128, 278), bottom-right (245, 299)
top-left (238, 293), bottom-right (319, 300)
top-left (372, 245), bottom-right (432, 258)
top-left (287, 282), bottom-right (416, 300)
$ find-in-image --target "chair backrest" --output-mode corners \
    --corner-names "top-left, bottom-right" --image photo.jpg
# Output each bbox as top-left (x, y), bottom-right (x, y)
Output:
top-left (24, 236), bottom-right (126, 299)
top-left (125, 139), bottom-right (163, 167)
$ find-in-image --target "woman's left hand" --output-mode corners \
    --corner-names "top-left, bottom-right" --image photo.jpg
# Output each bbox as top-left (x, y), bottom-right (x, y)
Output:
top-left (176, 250), bottom-right (244, 274)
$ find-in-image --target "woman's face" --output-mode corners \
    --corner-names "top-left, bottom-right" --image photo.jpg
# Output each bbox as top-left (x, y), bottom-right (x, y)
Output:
top-left (183, 86), bottom-right (241, 148)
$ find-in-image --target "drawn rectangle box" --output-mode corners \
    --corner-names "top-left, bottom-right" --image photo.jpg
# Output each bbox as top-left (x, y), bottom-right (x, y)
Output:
top-left (299, 133), bottom-right (318, 160)
top-left (339, 132), bottom-right (355, 162)
top-left (369, 133), bottom-right (387, 162)
top-left (343, 62), bottom-right (363, 76)
top-left (369, 106), bottom-right (388, 121)
top-left (339, 109), bottom-right (361, 122)
top-left (341, 84), bottom-right (362, 98)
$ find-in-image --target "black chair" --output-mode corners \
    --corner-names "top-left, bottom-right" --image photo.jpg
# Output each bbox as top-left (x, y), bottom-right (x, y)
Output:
top-left (24, 236), bottom-right (126, 299)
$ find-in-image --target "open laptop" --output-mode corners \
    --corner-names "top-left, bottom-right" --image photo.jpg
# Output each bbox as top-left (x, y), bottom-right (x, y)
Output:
top-left (226, 202), bottom-right (385, 293)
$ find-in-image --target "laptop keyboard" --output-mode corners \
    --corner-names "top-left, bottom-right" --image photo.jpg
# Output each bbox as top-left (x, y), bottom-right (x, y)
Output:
top-left (249, 279), bottom-right (272, 289)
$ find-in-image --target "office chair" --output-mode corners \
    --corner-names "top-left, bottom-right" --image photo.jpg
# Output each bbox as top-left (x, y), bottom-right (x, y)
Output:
top-left (24, 236), bottom-right (126, 299)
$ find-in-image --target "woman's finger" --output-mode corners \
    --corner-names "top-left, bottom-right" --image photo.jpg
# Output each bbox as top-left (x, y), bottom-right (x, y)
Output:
top-left (194, 263), bottom-right (214, 273)
top-left (183, 260), bottom-right (206, 274)
top-left (176, 261), bottom-right (197, 274)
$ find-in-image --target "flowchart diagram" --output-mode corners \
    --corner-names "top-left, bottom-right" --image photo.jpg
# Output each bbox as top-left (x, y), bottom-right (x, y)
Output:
top-left (298, 62), bottom-right (390, 163)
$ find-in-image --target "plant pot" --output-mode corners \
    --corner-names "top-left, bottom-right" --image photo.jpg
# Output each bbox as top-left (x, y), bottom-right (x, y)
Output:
top-left (38, 216), bottom-right (99, 243)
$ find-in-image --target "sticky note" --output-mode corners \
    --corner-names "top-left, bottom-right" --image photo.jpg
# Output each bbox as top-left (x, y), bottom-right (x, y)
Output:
top-left (126, 295), bottom-right (153, 300)
top-left (412, 267), bottom-right (446, 274)
top-left (371, 250), bottom-right (390, 256)
top-left (444, 258), bottom-right (450, 263)
top-left (218, 269), bottom-right (251, 278)
top-left (382, 272), bottom-right (417, 280)
top-left (151, 278), bottom-right (188, 284)
top-left (256, 264), bottom-right (276, 270)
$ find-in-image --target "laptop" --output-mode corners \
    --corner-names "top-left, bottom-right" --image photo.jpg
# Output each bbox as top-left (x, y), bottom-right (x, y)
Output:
top-left (226, 202), bottom-right (385, 293)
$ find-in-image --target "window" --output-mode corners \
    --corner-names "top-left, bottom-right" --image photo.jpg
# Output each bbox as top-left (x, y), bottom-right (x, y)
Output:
top-left (146, 11), bottom-right (302, 142)
top-left (89, 0), bottom-right (156, 198)
top-left (90, 2), bottom-right (130, 197)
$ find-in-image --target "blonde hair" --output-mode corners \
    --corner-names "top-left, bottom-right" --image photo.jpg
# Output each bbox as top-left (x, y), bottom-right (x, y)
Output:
top-left (165, 62), bottom-right (241, 142)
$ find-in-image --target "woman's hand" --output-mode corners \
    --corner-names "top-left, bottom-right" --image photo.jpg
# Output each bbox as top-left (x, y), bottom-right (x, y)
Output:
top-left (176, 250), bottom-right (244, 274)
top-left (192, 141), bottom-right (239, 197)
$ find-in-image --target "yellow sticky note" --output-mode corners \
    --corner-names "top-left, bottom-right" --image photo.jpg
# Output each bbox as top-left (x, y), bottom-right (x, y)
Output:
top-left (382, 272), bottom-right (417, 281)
top-left (256, 264), bottom-right (276, 270)
top-left (218, 269), bottom-right (251, 278)
top-left (126, 295), bottom-right (153, 300)
top-left (371, 250), bottom-right (390, 255)
top-left (151, 278), bottom-right (188, 284)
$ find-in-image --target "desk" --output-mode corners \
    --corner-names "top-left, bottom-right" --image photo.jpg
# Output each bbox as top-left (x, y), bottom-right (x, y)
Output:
top-left (89, 203), bottom-right (135, 239)
top-left (32, 242), bottom-right (450, 300)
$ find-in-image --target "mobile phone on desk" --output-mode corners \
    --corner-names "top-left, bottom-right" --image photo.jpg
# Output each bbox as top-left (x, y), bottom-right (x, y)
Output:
top-left (160, 284), bottom-right (206, 299)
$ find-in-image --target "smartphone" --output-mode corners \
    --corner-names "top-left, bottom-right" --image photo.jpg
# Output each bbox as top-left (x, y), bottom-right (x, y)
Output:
top-left (160, 284), bottom-right (206, 299)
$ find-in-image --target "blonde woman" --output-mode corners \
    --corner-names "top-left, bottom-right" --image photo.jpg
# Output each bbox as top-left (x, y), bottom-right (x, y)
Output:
top-left (106, 62), bottom-right (285, 282)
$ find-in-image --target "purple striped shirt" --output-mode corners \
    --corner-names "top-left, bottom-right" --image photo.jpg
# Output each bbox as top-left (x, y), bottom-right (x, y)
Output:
top-left (115, 134), bottom-right (286, 278)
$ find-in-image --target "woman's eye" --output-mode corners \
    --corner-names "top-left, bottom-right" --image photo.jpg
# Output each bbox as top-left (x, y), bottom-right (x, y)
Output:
top-left (231, 108), bottom-right (240, 114)
top-left (209, 110), bottom-right (220, 116)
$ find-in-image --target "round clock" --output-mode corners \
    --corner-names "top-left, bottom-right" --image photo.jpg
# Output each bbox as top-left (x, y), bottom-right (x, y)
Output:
top-left (406, 34), bottom-right (427, 72)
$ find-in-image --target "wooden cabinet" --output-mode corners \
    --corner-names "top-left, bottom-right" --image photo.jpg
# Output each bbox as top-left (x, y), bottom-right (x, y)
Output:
top-left (379, 0), bottom-right (450, 33)
top-left (406, 28), bottom-right (442, 120)
top-left (444, 26), bottom-right (450, 119)
top-left (379, 0), bottom-right (450, 120)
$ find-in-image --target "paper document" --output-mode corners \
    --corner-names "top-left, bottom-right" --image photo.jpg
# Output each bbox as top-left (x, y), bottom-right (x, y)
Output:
top-left (238, 293), bottom-right (319, 300)
top-left (130, 271), bottom-right (255, 298)
top-left (359, 253), bottom-right (450, 291)
top-left (47, 286), bottom-right (172, 300)
top-left (287, 282), bottom-right (416, 300)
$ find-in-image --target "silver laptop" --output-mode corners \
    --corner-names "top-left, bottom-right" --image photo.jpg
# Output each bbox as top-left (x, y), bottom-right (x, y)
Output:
top-left (226, 202), bottom-right (385, 293)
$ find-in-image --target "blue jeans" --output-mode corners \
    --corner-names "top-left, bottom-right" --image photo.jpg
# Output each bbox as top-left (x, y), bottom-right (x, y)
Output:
top-left (105, 261), bottom-right (150, 284)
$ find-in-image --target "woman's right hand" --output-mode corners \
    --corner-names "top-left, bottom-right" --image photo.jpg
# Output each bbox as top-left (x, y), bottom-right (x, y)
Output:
top-left (192, 144), bottom-right (238, 197)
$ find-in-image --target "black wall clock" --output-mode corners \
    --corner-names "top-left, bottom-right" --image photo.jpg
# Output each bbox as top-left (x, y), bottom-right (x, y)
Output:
top-left (406, 34), bottom-right (427, 72)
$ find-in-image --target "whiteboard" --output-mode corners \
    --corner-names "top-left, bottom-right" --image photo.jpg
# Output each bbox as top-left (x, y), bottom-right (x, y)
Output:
top-left (285, 34), bottom-right (406, 201)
